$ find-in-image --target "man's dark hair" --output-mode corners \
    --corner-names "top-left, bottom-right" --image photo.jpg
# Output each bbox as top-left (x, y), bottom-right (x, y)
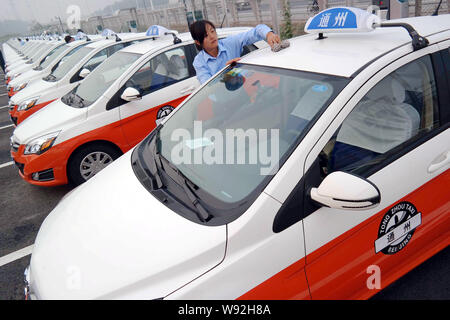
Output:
top-left (189, 20), bottom-right (216, 51)
top-left (64, 35), bottom-right (73, 43)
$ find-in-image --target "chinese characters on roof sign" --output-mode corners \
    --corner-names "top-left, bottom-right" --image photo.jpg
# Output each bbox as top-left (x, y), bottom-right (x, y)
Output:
top-left (146, 25), bottom-right (170, 37)
top-left (305, 7), bottom-right (381, 34)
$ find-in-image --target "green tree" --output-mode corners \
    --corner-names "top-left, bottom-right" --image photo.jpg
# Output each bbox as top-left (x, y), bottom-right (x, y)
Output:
top-left (280, 0), bottom-right (293, 40)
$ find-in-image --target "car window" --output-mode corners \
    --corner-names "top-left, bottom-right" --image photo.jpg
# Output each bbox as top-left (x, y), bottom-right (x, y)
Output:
top-left (51, 46), bottom-right (93, 81)
top-left (71, 51), bottom-right (141, 108)
top-left (157, 64), bottom-right (349, 203)
top-left (107, 43), bottom-right (126, 56)
top-left (82, 48), bottom-right (108, 72)
top-left (124, 46), bottom-right (190, 97)
top-left (319, 55), bottom-right (440, 178)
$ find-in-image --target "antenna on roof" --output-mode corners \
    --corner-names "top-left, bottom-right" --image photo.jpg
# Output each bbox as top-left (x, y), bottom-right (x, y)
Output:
top-left (432, 0), bottom-right (442, 15)
top-left (220, 13), bottom-right (227, 28)
top-left (165, 32), bottom-right (182, 44)
top-left (115, 34), bottom-right (122, 42)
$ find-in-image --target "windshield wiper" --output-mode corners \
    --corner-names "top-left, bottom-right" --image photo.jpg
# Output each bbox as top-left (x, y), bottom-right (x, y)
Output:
top-left (179, 175), bottom-right (211, 222)
top-left (152, 128), bottom-right (211, 222)
top-left (151, 134), bottom-right (164, 190)
top-left (43, 74), bottom-right (57, 82)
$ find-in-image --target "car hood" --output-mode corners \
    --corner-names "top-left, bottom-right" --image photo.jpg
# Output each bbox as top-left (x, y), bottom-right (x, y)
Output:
top-left (8, 69), bottom-right (39, 88)
top-left (9, 63), bottom-right (33, 76)
top-left (29, 150), bottom-right (226, 299)
top-left (13, 99), bottom-right (86, 145)
top-left (10, 79), bottom-right (56, 106)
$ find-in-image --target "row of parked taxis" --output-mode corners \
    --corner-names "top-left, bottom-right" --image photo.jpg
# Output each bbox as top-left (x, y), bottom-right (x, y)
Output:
top-left (6, 26), bottom-right (259, 186)
top-left (2, 7), bottom-right (450, 300)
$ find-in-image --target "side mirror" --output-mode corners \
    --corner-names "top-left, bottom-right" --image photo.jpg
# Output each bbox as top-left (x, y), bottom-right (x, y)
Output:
top-left (79, 68), bottom-right (91, 79)
top-left (310, 171), bottom-right (380, 210)
top-left (121, 87), bottom-right (142, 102)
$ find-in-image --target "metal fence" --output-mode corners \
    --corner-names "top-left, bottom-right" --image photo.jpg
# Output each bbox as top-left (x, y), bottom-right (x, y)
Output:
top-left (76, 0), bottom-right (448, 36)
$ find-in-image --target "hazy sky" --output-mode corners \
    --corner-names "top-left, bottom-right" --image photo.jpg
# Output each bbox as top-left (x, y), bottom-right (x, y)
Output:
top-left (0, 0), bottom-right (123, 23)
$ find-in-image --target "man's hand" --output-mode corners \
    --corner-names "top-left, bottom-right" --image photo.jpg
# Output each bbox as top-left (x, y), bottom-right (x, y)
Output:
top-left (226, 57), bottom-right (241, 65)
top-left (266, 32), bottom-right (281, 49)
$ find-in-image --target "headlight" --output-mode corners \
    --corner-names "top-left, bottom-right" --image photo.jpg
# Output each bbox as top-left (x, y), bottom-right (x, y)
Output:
top-left (24, 131), bottom-right (60, 155)
top-left (17, 96), bottom-right (39, 111)
top-left (14, 82), bottom-right (28, 92)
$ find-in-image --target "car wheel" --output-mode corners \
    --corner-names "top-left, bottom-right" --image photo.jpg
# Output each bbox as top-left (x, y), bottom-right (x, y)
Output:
top-left (68, 143), bottom-right (122, 186)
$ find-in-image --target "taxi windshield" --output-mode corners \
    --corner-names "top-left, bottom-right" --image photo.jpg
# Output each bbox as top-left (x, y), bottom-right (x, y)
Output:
top-left (72, 51), bottom-right (142, 107)
top-left (152, 64), bottom-right (348, 204)
top-left (51, 46), bottom-right (93, 81)
top-left (35, 44), bottom-right (67, 70)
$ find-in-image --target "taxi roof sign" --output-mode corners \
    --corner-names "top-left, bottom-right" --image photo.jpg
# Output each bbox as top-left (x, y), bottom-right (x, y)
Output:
top-left (305, 7), bottom-right (381, 34)
top-left (101, 29), bottom-right (116, 37)
top-left (146, 25), bottom-right (171, 37)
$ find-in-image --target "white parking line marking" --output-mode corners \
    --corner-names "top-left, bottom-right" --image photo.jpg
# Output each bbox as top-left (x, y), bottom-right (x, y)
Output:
top-left (0, 105), bottom-right (10, 110)
top-left (0, 161), bottom-right (14, 169)
top-left (0, 245), bottom-right (34, 268)
top-left (0, 93), bottom-right (8, 97)
top-left (0, 124), bottom-right (13, 130)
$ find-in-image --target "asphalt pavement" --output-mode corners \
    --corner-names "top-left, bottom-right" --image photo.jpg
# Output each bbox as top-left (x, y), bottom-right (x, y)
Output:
top-left (0, 70), bottom-right (447, 300)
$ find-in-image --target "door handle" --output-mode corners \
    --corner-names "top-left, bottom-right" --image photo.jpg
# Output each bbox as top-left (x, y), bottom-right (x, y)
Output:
top-left (428, 151), bottom-right (450, 173)
top-left (180, 86), bottom-right (195, 95)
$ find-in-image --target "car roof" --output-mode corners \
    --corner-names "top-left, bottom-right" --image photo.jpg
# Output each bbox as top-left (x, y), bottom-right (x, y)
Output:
top-left (120, 27), bottom-right (252, 55)
top-left (84, 32), bottom-right (152, 49)
top-left (240, 15), bottom-right (450, 78)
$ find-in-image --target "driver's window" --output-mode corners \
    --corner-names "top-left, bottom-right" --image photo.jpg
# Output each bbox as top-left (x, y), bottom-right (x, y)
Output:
top-left (125, 46), bottom-right (190, 97)
top-left (318, 55), bottom-right (440, 178)
top-left (83, 48), bottom-right (108, 71)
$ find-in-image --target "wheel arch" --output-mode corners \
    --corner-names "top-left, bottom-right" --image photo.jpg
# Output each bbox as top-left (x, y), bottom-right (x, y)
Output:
top-left (66, 139), bottom-right (124, 184)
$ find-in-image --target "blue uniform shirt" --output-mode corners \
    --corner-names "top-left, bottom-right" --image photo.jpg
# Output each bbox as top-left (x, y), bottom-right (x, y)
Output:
top-left (193, 24), bottom-right (272, 84)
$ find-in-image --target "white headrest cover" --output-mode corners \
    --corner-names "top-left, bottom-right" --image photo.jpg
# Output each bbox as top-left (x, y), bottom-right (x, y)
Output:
top-left (366, 76), bottom-right (405, 104)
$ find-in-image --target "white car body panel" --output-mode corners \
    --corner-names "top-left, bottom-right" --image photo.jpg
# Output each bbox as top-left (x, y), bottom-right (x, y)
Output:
top-left (30, 150), bottom-right (226, 300)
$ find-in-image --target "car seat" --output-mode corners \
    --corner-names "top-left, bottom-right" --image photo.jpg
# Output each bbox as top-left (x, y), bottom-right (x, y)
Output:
top-left (168, 54), bottom-right (188, 80)
top-left (329, 76), bottom-right (420, 172)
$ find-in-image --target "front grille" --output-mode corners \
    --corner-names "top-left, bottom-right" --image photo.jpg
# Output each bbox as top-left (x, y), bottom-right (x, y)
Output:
top-left (15, 161), bottom-right (24, 174)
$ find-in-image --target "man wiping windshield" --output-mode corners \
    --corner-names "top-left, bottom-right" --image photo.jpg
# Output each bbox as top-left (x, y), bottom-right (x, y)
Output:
top-left (190, 20), bottom-right (281, 84)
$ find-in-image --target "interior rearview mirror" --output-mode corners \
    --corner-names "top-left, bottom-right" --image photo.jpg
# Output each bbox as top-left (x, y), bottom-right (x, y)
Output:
top-left (121, 87), bottom-right (142, 102)
top-left (79, 68), bottom-right (91, 79)
top-left (310, 171), bottom-right (380, 211)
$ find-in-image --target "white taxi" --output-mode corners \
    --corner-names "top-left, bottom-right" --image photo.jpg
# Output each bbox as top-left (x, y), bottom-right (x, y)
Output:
top-left (24, 9), bottom-right (450, 299)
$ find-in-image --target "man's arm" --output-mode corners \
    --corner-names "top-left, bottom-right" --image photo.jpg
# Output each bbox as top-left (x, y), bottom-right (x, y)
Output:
top-left (222, 24), bottom-right (277, 54)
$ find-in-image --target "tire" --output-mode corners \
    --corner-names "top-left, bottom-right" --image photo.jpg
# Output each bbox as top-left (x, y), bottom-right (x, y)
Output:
top-left (67, 143), bottom-right (122, 186)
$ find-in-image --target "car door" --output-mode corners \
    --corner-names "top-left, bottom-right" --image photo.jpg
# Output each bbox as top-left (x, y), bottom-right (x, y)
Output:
top-left (302, 44), bottom-right (450, 299)
top-left (119, 44), bottom-right (199, 147)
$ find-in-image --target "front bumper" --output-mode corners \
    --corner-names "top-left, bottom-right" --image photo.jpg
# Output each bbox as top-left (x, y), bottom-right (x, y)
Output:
top-left (11, 143), bottom-right (69, 186)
